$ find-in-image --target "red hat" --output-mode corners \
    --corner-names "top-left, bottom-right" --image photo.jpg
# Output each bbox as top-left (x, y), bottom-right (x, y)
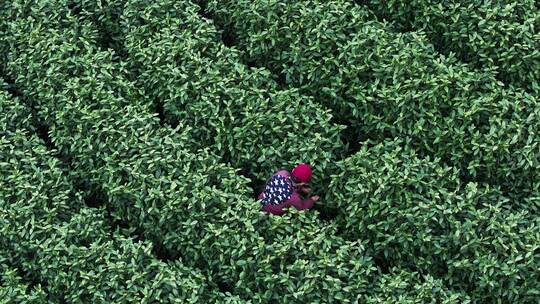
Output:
top-left (292, 163), bottom-right (312, 183)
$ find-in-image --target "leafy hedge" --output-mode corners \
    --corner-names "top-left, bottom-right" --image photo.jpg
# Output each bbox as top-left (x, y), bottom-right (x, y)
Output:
top-left (65, 0), bottom-right (126, 56)
top-left (0, 97), bottom-right (49, 302)
top-left (2, 5), bottom-right (250, 296)
top-left (366, 269), bottom-right (471, 304)
top-left (0, 87), bottom-right (216, 303)
top-left (1, 1), bottom-right (378, 302)
top-left (120, 0), bottom-right (346, 184)
top-left (206, 0), bottom-right (540, 200)
top-left (2, 0), bottom-right (539, 303)
top-left (0, 265), bottom-right (48, 304)
top-left (57, 0), bottom-right (347, 187)
top-left (326, 139), bottom-right (540, 302)
top-left (366, 0), bottom-right (540, 93)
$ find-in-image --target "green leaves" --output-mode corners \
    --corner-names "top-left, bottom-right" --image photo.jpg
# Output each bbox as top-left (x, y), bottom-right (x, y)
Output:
top-left (1, 1), bottom-right (377, 302)
top-left (326, 139), bottom-right (540, 302)
top-left (208, 0), bottom-right (540, 199)
top-left (365, 269), bottom-right (471, 303)
top-left (1, 0), bottom-right (539, 302)
top-left (0, 266), bottom-right (48, 304)
top-left (121, 0), bottom-right (345, 183)
top-left (0, 85), bottom-right (211, 303)
top-left (367, 0), bottom-right (540, 93)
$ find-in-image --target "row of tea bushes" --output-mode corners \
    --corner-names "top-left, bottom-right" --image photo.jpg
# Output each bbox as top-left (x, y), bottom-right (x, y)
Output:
top-left (366, 0), bottom-right (540, 93)
top-left (205, 0), bottom-right (540, 201)
top-left (120, 0), bottom-right (346, 186)
top-left (31, 0), bottom-right (347, 189)
top-left (1, 2), bottom-right (380, 302)
top-left (326, 138), bottom-right (540, 302)
top-left (0, 85), bottom-right (217, 303)
top-left (0, 87), bottom-right (50, 304)
top-left (4, 1), bottom-right (537, 302)
top-left (365, 269), bottom-right (471, 303)
top-left (0, 264), bottom-right (48, 304)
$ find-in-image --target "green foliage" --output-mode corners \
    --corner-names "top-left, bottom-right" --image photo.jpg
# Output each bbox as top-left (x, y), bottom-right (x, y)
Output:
top-left (0, 266), bottom-right (48, 304)
top-left (367, 0), bottom-right (540, 93)
top-left (0, 85), bottom-right (32, 131)
top-left (0, 89), bottom-right (213, 303)
top-left (120, 0), bottom-right (345, 183)
top-left (1, 2), bottom-right (376, 302)
top-left (206, 0), bottom-right (540, 199)
top-left (0, 89), bottom-right (76, 267)
top-left (1, 0), bottom-right (539, 303)
top-left (365, 269), bottom-right (471, 303)
top-left (65, 0), bottom-right (125, 53)
top-left (326, 139), bottom-right (540, 302)
top-left (35, 223), bottom-right (210, 303)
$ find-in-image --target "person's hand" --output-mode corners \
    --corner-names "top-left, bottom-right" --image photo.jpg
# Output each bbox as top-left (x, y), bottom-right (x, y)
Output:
top-left (311, 195), bottom-right (320, 202)
top-left (302, 187), bottom-right (312, 193)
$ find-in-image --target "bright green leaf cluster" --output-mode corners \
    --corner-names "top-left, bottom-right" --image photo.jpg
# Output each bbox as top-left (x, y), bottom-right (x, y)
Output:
top-left (326, 139), bottom-right (540, 302)
top-left (2, 0), bottom-right (539, 303)
top-left (365, 268), bottom-right (471, 303)
top-left (206, 0), bottom-right (540, 198)
top-left (0, 265), bottom-right (48, 304)
top-left (1, 1), bottom-right (378, 302)
top-left (0, 88), bottom-right (213, 303)
top-left (119, 0), bottom-right (345, 184)
top-left (367, 0), bottom-right (540, 93)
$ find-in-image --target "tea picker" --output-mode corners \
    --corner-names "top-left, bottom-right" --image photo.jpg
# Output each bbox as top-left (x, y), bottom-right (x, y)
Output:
top-left (258, 163), bottom-right (319, 215)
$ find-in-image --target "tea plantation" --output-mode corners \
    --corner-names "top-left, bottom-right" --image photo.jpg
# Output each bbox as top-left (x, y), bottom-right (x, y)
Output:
top-left (0, 0), bottom-right (539, 303)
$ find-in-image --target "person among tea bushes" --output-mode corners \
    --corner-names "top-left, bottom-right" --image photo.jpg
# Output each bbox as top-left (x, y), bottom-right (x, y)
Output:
top-left (258, 163), bottom-right (319, 215)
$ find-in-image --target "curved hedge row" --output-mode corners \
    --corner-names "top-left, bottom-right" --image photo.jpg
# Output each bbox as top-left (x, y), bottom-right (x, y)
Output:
top-left (1, 7), bottom-right (252, 299)
top-left (206, 0), bottom-right (540, 200)
top-left (326, 139), bottom-right (540, 302)
top-left (1, 1), bottom-right (379, 302)
top-left (366, 0), bottom-right (540, 93)
top-left (0, 87), bottom-right (215, 303)
top-left (0, 96), bottom-right (49, 302)
top-left (3, 0), bottom-right (537, 302)
top-left (58, 0), bottom-right (347, 188)
top-left (120, 0), bottom-right (345, 184)
top-left (4, 1), bottom-right (469, 302)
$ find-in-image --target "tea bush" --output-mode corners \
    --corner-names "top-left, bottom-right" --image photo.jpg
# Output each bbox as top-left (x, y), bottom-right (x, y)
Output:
top-left (120, 0), bottom-right (346, 184)
top-left (206, 0), bottom-right (540, 200)
top-left (2, 5), bottom-right (250, 294)
top-left (365, 269), bottom-right (471, 303)
top-left (0, 87), bottom-right (216, 303)
top-left (65, 0), bottom-right (125, 55)
top-left (366, 0), bottom-right (540, 93)
top-left (1, 1), bottom-right (379, 302)
top-left (326, 138), bottom-right (540, 302)
top-left (2, 0), bottom-right (539, 302)
top-left (0, 265), bottom-right (48, 304)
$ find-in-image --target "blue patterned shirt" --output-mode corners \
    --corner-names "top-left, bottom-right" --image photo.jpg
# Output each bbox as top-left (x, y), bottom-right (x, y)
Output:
top-left (261, 175), bottom-right (293, 206)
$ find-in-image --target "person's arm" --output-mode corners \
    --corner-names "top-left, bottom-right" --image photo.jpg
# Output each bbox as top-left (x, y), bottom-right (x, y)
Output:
top-left (288, 192), bottom-right (318, 210)
top-left (298, 185), bottom-right (312, 194)
top-left (299, 197), bottom-right (315, 210)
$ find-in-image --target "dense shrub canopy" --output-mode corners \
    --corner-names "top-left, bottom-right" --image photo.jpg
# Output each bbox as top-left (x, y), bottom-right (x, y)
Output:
top-left (367, 0), bottom-right (540, 93)
top-left (1, 0), bottom-right (539, 303)
top-left (0, 84), bottom-right (214, 303)
top-left (207, 0), bottom-right (540, 200)
top-left (120, 0), bottom-right (346, 183)
top-left (326, 139), bottom-right (540, 302)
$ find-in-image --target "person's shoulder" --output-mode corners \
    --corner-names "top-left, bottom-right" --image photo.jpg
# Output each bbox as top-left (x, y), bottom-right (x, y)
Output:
top-left (275, 170), bottom-right (291, 177)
